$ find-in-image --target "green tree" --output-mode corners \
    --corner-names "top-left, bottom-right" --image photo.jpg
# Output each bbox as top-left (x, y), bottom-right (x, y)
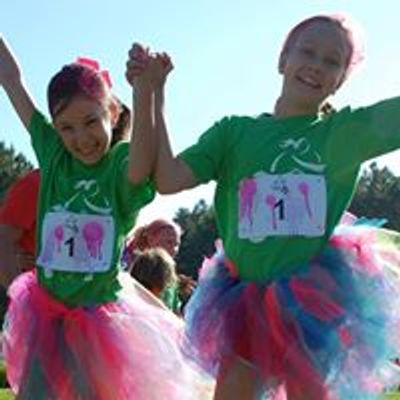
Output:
top-left (349, 162), bottom-right (400, 230)
top-left (174, 199), bottom-right (218, 277)
top-left (0, 141), bottom-right (33, 201)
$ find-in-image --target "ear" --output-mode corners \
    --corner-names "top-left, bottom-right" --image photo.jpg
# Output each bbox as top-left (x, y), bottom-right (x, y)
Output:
top-left (332, 71), bottom-right (347, 94)
top-left (108, 98), bottom-right (120, 127)
top-left (278, 50), bottom-right (288, 74)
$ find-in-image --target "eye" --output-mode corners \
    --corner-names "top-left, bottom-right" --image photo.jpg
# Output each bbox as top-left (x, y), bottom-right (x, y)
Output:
top-left (300, 47), bottom-right (315, 58)
top-left (324, 57), bottom-right (341, 68)
top-left (59, 125), bottom-right (73, 133)
top-left (86, 117), bottom-right (98, 127)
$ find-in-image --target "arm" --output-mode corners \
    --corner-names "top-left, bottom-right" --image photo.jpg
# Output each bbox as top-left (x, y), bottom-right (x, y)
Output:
top-left (0, 37), bottom-right (36, 129)
top-left (128, 84), bottom-right (155, 184)
top-left (0, 224), bottom-right (24, 287)
top-left (125, 44), bottom-right (156, 184)
top-left (153, 62), bottom-right (198, 194)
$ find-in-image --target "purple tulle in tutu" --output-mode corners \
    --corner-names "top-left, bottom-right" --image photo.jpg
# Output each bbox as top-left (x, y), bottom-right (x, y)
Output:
top-left (184, 222), bottom-right (400, 399)
top-left (4, 271), bottom-right (213, 400)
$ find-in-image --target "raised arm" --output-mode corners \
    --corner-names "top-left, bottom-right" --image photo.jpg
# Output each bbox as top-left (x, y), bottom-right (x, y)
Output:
top-left (126, 45), bottom-right (198, 192)
top-left (126, 44), bottom-right (155, 184)
top-left (0, 37), bottom-right (36, 130)
top-left (154, 83), bottom-right (198, 194)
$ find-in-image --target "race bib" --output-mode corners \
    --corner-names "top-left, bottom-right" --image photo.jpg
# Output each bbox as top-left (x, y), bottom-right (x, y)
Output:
top-left (238, 173), bottom-right (326, 241)
top-left (37, 211), bottom-right (115, 273)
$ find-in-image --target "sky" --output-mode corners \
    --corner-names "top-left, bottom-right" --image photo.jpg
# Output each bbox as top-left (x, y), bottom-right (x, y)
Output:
top-left (1, 1), bottom-right (400, 224)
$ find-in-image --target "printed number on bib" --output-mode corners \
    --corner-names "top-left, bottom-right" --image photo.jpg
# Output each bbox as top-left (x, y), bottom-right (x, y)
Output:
top-left (37, 211), bottom-right (115, 273)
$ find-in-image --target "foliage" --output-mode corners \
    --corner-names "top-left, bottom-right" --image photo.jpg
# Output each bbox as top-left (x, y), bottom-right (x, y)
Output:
top-left (349, 162), bottom-right (400, 230)
top-left (0, 142), bottom-right (33, 202)
top-left (174, 199), bottom-right (218, 278)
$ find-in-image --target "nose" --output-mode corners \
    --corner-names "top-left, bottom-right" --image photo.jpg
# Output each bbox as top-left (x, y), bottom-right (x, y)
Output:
top-left (307, 57), bottom-right (323, 74)
top-left (76, 131), bottom-right (93, 147)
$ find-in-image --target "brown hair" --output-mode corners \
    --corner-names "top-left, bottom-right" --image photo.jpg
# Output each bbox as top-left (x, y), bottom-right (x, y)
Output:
top-left (129, 248), bottom-right (177, 293)
top-left (47, 62), bottom-right (131, 146)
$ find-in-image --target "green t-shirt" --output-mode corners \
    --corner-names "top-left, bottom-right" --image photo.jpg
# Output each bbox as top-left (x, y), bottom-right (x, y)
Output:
top-left (180, 97), bottom-right (400, 283)
top-left (30, 110), bottom-right (155, 306)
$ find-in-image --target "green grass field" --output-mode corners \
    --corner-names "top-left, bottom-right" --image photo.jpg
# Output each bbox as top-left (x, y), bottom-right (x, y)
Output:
top-left (0, 389), bottom-right (399, 400)
top-left (0, 390), bottom-right (396, 399)
top-left (0, 390), bottom-right (13, 400)
top-left (0, 388), bottom-right (399, 399)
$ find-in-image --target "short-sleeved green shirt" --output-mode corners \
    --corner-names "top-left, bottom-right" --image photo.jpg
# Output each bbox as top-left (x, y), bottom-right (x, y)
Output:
top-left (30, 110), bottom-right (155, 306)
top-left (180, 97), bottom-right (400, 283)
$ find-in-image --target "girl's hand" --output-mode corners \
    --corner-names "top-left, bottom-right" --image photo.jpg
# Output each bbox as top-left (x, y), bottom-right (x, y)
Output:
top-left (126, 43), bottom-right (173, 91)
top-left (156, 52), bottom-right (174, 86)
top-left (16, 250), bottom-right (35, 272)
top-left (139, 52), bottom-right (173, 91)
top-left (126, 43), bottom-right (151, 87)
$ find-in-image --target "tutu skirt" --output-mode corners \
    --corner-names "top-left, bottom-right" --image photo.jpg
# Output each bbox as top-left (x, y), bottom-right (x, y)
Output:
top-left (183, 223), bottom-right (400, 399)
top-left (4, 271), bottom-right (213, 400)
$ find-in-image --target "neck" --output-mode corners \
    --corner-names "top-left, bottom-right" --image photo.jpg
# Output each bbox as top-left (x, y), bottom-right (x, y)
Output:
top-left (273, 96), bottom-right (320, 119)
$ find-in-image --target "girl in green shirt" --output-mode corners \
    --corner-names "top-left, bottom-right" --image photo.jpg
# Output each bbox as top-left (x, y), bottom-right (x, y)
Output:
top-left (128, 13), bottom-right (400, 400)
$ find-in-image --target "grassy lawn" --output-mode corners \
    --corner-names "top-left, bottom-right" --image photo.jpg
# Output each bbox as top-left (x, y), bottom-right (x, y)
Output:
top-left (0, 388), bottom-right (399, 399)
top-left (0, 390), bottom-right (13, 400)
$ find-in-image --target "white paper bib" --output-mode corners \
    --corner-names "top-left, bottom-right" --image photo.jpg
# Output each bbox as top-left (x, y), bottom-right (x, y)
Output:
top-left (238, 173), bottom-right (326, 241)
top-left (37, 211), bottom-right (115, 273)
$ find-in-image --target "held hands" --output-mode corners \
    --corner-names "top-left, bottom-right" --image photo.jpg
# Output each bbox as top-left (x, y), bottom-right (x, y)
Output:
top-left (126, 43), bottom-right (173, 91)
top-left (0, 36), bottom-right (22, 89)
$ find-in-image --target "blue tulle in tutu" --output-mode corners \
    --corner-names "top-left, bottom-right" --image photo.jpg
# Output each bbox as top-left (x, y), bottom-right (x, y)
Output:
top-left (183, 222), bottom-right (400, 399)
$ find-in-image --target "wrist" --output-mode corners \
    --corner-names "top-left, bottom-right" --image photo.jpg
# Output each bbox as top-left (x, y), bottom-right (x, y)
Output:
top-left (155, 86), bottom-right (165, 103)
top-left (133, 81), bottom-right (153, 96)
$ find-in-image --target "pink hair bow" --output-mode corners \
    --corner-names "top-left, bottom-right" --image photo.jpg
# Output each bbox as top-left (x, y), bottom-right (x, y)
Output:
top-left (76, 56), bottom-right (112, 88)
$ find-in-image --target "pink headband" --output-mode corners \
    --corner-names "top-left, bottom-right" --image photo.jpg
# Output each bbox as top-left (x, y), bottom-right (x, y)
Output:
top-left (75, 56), bottom-right (113, 88)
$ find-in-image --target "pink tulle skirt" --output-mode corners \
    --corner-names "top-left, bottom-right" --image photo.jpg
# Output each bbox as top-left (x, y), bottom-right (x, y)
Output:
top-left (4, 271), bottom-right (213, 399)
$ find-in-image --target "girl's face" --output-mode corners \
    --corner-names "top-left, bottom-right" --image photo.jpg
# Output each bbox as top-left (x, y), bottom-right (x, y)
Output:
top-left (279, 21), bottom-right (350, 114)
top-left (53, 95), bottom-right (118, 165)
top-left (149, 226), bottom-right (180, 258)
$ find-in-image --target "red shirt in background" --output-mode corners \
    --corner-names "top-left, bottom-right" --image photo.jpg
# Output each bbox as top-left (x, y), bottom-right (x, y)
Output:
top-left (0, 169), bottom-right (40, 255)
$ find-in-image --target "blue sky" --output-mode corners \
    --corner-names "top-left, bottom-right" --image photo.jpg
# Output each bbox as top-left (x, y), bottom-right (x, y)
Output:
top-left (1, 1), bottom-right (400, 223)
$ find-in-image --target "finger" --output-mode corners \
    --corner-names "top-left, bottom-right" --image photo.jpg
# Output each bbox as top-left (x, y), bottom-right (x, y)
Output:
top-left (160, 53), bottom-right (174, 72)
top-left (126, 59), bottom-right (148, 69)
top-left (129, 44), bottom-right (150, 62)
top-left (130, 42), bottom-right (145, 56)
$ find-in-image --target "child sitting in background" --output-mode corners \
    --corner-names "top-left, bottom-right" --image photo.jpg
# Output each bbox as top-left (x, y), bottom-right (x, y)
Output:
top-left (129, 247), bottom-right (177, 303)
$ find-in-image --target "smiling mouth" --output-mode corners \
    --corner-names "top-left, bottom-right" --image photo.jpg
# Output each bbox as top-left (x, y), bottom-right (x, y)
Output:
top-left (80, 150), bottom-right (96, 157)
top-left (297, 76), bottom-right (322, 90)
top-left (77, 145), bottom-right (99, 156)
